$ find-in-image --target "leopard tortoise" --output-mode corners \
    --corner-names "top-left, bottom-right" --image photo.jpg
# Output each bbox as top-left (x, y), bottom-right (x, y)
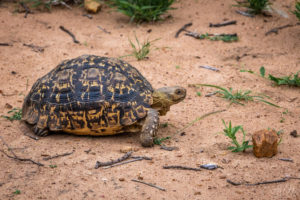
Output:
top-left (22, 55), bottom-right (186, 147)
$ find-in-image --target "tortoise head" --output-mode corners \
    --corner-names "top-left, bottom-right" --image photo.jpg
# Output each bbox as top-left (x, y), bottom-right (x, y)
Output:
top-left (151, 86), bottom-right (186, 116)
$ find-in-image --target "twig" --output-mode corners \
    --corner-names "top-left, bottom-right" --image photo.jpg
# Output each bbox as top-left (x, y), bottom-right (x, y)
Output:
top-left (43, 151), bottom-right (74, 161)
top-left (163, 165), bottom-right (201, 171)
top-left (131, 179), bottom-right (166, 191)
top-left (83, 14), bottom-right (93, 19)
top-left (227, 177), bottom-right (300, 186)
top-left (246, 178), bottom-right (288, 186)
top-left (23, 43), bottom-right (45, 53)
top-left (0, 136), bottom-right (44, 166)
top-left (209, 20), bottom-right (237, 27)
top-left (227, 179), bottom-right (242, 186)
top-left (235, 10), bottom-right (254, 18)
top-left (59, 26), bottom-right (80, 44)
top-left (19, 2), bottom-right (32, 18)
top-left (0, 43), bottom-right (12, 46)
top-left (160, 145), bottom-right (178, 151)
top-left (175, 109), bottom-right (226, 135)
top-left (97, 26), bottom-right (111, 34)
top-left (95, 151), bottom-right (133, 169)
top-left (278, 158), bottom-right (293, 162)
top-left (199, 65), bottom-right (220, 72)
top-left (102, 157), bottom-right (146, 169)
top-left (24, 133), bottom-right (39, 141)
top-left (175, 22), bottom-right (192, 38)
top-left (265, 24), bottom-right (293, 36)
top-left (205, 91), bottom-right (218, 97)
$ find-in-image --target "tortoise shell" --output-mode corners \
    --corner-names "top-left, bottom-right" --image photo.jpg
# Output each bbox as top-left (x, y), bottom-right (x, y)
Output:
top-left (22, 55), bottom-right (154, 135)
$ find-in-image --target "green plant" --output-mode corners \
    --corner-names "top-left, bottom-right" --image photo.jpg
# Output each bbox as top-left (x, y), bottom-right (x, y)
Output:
top-left (1, 108), bottom-right (22, 121)
top-left (107, 0), bottom-right (175, 23)
top-left (126, 34), bottom-right (159, 60)
top-left (196, 92), bottom-right (201, 96)
top-left (49, 164), bottom-right (57, 168)
top-left (221, 120), bottom-right (252, 152)
top-left (198, 84), bottom-right (279, 107)
top-left (294, 2), bottom-right (300, 20)
top-left (153, 136), bottom-right (171, 145)
top-left (234, 0), bottom-right (271, 14)
top-left (198, 33), bottom-right (238, 42)
top-left (13, 190), bottom-right (21, 195)
top-left (268, 72), bottom-right (300, 87)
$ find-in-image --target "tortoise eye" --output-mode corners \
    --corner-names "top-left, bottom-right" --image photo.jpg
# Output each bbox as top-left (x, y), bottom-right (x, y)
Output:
top-left (175, 89), bottom-right (182, 95)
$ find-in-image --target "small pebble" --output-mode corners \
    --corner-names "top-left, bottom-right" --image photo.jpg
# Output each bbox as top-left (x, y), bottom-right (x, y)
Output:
top-left (119, 178), bottom-right (125, 182)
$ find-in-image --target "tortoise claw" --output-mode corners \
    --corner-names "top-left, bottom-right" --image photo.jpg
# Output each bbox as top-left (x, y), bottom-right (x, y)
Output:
top-left (33, 125), bottom-right (49, 136)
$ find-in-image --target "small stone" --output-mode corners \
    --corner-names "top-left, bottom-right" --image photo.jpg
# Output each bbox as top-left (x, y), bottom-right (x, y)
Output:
top-left (194, 191), bottom-right (201, 195)
top-left (120, 146), bottom-right (138, 153)
top-left (290, 130), bottom-right (298, 138)
top-left (84, 0), bottom-right (101, 13)
top-left (252, 129), bottom-right (278, 158)
top-left (119, 178), bottom-right (125, 182)
top-left (219, 175), bottom-right (226, 179)
top-left (4, 103), bottom-right (12, 109)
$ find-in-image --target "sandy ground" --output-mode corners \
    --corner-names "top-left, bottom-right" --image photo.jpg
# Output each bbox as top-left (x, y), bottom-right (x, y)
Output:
top-left (0, 0), bottom-right (300, 199)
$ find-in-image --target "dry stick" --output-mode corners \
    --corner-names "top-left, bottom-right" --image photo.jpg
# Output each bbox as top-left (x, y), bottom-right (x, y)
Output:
top-left (95, 151), bottom-right (133, 169)
top-left (175, 109), bottom-right (226, 136)
top-left (278, 158), bottom-right (293, 162)
top-left (163, 165), bottom-right (201, 171)
top-left (227, 179), bottom-right (242, 186)
top-left (23, 43), bottom-right (45, 53)
top-left (0, 136), bottom-right (44, 166)
top-left (19, 2), bottom-right (32, 18)
top-left (175, 22), bottom-right (192, 38)
top-left (43, 151), bottom-right (74, 161)
top-left (199, 65), bottom-right (220, 72)
top-left (24, 133), bottom-right (39, 141)
top-left (265, 24), bottom-right (294, 36)
top-left (83, 14), bottom-right (93, 19)
top-left (131, 179), bottom-right (166, 191)
top-left (0, 43), bottom-right (11, 46)
top-left (59, 26), bottom-right (80, 44)
top-left (235, 10), bottom-right (254, 18)
top-left (209, 20), bottom-right (237, 27)
top-left (97, 26), bottom-right (111, 34)
top-left (102, 157), bottom-right (151, 169)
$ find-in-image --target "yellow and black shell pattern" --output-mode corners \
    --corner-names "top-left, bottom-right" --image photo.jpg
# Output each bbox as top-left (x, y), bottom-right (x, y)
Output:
top-left (22, 55), bottom-right (154, 135)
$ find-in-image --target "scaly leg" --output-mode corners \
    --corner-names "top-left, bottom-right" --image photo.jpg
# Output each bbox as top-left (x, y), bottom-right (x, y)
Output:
top-left (32, 125), bottom-right (49, 136)
top-left (140, 109), bottom-right (159, 147)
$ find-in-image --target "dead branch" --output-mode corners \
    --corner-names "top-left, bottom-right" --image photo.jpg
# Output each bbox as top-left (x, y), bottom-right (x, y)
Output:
top-left (19, 2), bottom-right (33, 18)
top-left (227, 179), bottom-right (242, 186)
top-left (0, 43), bottom-right (12, 46)
top-left (209, 20), bottom-right (237, 27)
top-left (199, 65), bottom-right (220, 72)
top-left (95, 151), bottom-right (133, 169)
top-left (235, 10), bottom-right (254, 18)
top-left (278, 158), bottom-right (293, 162)
top-left (175, 22), bottom-right (192, 38)
top-left (0, 136), bottom-right (44, 166)
top-left (163, 165), bottom-right (201, 171)
top-left (97, 26), bottom-right (111, 34)
top-left (102, 156), bottom-right (152, 169)
top-left (265, 24), bottom-right (297, 36)
top-left (43, 151), bottom-right (74, 161)
top-left (160, 145), bottom-right (178, 151)
top-left (59, 26), bottom-right (80, 44)
top-left (23, 43), bottom-right (45, 53)
top-left (131, 179), bottom-right (166, 191)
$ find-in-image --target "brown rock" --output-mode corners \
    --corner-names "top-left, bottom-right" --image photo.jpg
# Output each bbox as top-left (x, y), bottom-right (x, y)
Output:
top-left (84, 0), bottom-right (101, 13)
top-left (252, 129), bottom-right (278, 158)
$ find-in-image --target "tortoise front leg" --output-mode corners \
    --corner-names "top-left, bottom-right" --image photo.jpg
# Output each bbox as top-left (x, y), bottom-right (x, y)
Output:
top-left (33, 125), bottom-right (49, 136)
top-left (140, 109), bottom-right (159, 147)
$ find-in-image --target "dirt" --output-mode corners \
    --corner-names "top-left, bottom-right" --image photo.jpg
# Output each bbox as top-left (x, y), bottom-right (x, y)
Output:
top-left (0, 0), bottom-right (300, 199)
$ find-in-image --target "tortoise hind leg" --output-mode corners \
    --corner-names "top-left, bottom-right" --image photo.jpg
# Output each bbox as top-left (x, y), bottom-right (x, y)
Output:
top-left (33, 125), bottom-right (49, 136)
top-left (140, 109), bottom-right (159, 147)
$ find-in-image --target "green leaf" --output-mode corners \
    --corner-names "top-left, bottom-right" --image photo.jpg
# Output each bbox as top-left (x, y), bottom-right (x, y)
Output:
top-left (260, 66), bottom-right (265, 77)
